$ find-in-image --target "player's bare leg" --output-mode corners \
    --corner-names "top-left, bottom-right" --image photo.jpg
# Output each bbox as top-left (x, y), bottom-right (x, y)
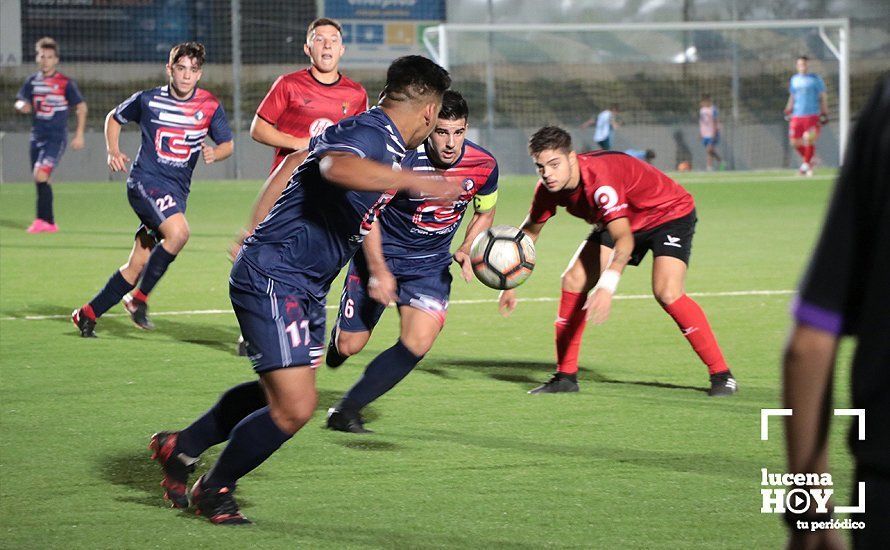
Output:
top-left (193, 367), bottom-right (316, 524)
top-left (124, 213), bottom-right (190, 329)
top-left (328, 305), bottom-right (439, 433)
top-left (72, 228), bottom-right (154, 337)
top-left (652, 256), bottom-right (736, 396)
top-left (530, 239), bottom-right (600, 394)
top-left (331, 328), bottom-right (372, 359)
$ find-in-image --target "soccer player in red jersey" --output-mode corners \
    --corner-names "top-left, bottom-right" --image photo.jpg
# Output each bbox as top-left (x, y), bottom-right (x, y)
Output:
top-left (250, 17), bottom-right (368, 172)
top-left (499, 126), bottom-right (737, 396)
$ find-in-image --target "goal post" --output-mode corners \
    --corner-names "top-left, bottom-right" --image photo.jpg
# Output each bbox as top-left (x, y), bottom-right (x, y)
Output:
top-left (423, 19), bottom-right (850, 173)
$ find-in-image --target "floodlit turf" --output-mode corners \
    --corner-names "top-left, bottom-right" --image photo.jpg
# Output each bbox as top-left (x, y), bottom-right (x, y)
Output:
top-left (0, 170), bottom-right (856, 548)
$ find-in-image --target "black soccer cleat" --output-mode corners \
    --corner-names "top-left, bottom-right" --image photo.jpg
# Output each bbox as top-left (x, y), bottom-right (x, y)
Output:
top-left (124, 294), bottom-right (154, 330)
top-left (148, 431), bottom-right (196, 509)
top-left (71, 308), bottom-right (97, 338)
top-left (325, 326), bottom-right (348, 368)
top-left (326, 407), bottom-right (373, 434)
top-left (190, 475), bottom-right (251, 525)
top-left (528, 372), bottom-right (580, 395)
top-left (708, 370), bottom-right (738, 397)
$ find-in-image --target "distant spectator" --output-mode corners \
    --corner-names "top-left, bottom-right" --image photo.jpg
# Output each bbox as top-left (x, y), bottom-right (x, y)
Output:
top-left (581, 104), bottom-right (621, 150)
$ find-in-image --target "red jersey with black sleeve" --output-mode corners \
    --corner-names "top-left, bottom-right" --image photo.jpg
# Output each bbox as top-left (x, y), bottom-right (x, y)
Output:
top-left (528, 151), bottom-right (695, 232)
top-left (255, 69), bottom-right (368, 171)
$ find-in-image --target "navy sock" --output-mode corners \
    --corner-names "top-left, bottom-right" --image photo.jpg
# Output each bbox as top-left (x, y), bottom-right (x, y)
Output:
top-left (137, 245), bottom-right (176, 297)
top-left (87, 270), bottom-right (134, 319)
top-left (203, 406), bottom-right (292, 488)
top-left (35, 182), bottom-right (53, 223)
top-left (176, 381), bottom-right (267, 458)
top-left (340, 339), bottom-right (423, 411)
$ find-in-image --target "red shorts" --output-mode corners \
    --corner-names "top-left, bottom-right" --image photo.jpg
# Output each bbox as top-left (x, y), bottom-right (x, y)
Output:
top-left (789, 115), bottom-right (821, 140)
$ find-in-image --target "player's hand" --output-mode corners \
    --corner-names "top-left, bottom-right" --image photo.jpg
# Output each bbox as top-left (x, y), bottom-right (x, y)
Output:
top-left (783, 108), bottom-right (792, 121)
top-left (107, 150), bottom-right (130, 172)
top-left (498, 289), bottom-right (517, 317)
top-left (368, 269), bottom-right (398, 306)
top-left (819, 113), bottom-right (830, 125)
top-left (228, 229), bottom-right (249, 263)
top-left (583, 288), bottom-right (613, 325)
top-left (202, 143), bottom-right (217, 164)
top-left (452, 249), bottom-right (474, 283)
top-left (71, 134), bottom-right (85, 150)
top-left (14, 100), bottom-right (32, 114)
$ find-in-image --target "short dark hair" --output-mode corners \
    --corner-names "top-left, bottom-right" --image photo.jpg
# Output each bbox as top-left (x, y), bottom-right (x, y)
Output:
top-left (645, 149), bottom-right (656, 161)
top-left (35, 37), bottom-right (58, 53)
top-left (529, 126), bottom-right (573, 156)
top-left (439, 90), bottom-right (468, 121)
top-left (169, 42), bottom-right (206, 67)
top-left (701, 93), bottom-right (711, 101)
top-left (797, 55), bottom-right (809, 61)
top-left (307, 17), bottom-right (341, 37)
top-left (382, 55), bottom-right (451, 104)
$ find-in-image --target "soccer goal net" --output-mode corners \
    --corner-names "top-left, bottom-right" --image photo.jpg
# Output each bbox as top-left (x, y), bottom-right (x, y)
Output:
top-left (423, 19), bottom-right (849, 174)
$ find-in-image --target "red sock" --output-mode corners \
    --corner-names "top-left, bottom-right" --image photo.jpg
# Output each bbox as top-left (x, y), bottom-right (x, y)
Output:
top-left (795, 145), bottom-right (806, 160)
top-left (81, 303), bottom-right (96, 321)
top-left (555, 290), bottom-right (587, 375)
top-left (131, 289), bottom-right (149, 303)
top-left (662, 294), bottom-right (729, 375)
top-left (803, 145), bottom-right (815, 163)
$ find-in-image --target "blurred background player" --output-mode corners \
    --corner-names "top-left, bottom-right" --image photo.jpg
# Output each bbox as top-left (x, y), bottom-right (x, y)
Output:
top-left (582, 103), bottom-right (620, 150)
top-left (784, 55), bottom-right (829, 177)
top-left (624, 148), bottom-right (656, 163)
top-left (250, 17), bottom-right (368, 172)
top-left (147, 56), bottom-right (455, 524)
top-left (14, 37), bottom-right (87, 234)
top-left (500, 126), bottom-right (736, 397)
top-left (698, 94), bottom-right (722, 171)
top-left (782, 74), bottom-right (890, 550)
top-left (71, 42), bottom-right (233, 337)
top-left (325, 90), bottom-right (499, 433)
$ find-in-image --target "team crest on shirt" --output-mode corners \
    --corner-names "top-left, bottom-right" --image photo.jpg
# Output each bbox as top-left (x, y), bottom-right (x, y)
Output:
top-left (462, 178), bottom-right (475, 192)
top-left (194, 110), bottom-right (204, 121)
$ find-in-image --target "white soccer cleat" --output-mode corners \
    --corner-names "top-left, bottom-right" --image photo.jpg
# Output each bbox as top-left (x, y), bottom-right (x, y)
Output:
top-left (798, 162), bottom-right (810, 176)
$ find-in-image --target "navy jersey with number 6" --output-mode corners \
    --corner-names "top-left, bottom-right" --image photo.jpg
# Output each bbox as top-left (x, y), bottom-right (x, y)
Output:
top-left (238, 108), bottom-right (407, 299)
top-left (379, 139), bottom-right (498, 267)
top-left (113, 86), bottom-right (232, 196)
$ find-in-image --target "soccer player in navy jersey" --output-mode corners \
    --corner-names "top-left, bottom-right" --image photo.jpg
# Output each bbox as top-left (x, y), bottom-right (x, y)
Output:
top-left (71, 42), bottom-right (233, 336)
top-left (323, 90), bottom-right (499, 433)
top-left (147, 56), bottom-right (456, 524)
top-left (14, 37), bottom-right (87, 233)
top-left (500, 126), bottom-right (736, 397)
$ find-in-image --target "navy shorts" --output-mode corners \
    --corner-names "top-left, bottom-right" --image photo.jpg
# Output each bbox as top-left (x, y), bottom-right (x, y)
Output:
top-left (229, 258), bottom-right (326, 372)
top-left (702, 133), bottom-right (720, 147)
top-left (596, 138), bottom-right (611, 150)
top-left (592, 209), bottom-right (697, 266)
top-left (127, 180), bottom-right (187, 234)
top-left (335, 255), bottom-right (452, 333)
top-left (30, 137), bottom-right (66, 176)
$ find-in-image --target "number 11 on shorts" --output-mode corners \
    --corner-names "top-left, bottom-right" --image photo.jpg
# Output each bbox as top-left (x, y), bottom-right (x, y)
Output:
top-left (285, 319), bottom-right (310, 347)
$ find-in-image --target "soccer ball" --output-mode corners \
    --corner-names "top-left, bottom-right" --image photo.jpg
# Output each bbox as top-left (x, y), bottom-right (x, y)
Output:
top-left (469, 225), bottom-right (536, 290)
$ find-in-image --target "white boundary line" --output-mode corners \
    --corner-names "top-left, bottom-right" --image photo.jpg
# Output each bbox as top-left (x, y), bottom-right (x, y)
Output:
top-left (0, 289), bottom-right (793, 322)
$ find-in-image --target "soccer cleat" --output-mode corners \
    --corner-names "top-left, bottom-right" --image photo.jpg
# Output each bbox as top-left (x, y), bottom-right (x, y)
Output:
top-left (71, 308), bottom-right (97, 338)
top-left (190, 476), bottom-right (251, 525)
top-left (528, 372), bottom-right (580, 395)
top-left (798, 162), bottom-right (810, 176)
top-left (325, 326), bottom-right (348, 368)
top-left (123, 294), bottom-right (154, 330)
top-left (26, 219), bottom-right (58, 234)
top-left (708, 371), bottom-right (738, 397)
top-left (148, 431), bottom-right (195, 509)
top-left (326, 407), bottom-right (373, 434)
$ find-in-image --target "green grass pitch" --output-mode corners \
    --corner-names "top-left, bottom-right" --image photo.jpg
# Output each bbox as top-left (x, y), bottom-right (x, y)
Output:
top-left (0, 170), bottom-right (855, 548)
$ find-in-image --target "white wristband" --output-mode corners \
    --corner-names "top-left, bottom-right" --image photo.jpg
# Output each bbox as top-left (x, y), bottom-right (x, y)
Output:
top-left (594, 269), bottom-right (621, 295)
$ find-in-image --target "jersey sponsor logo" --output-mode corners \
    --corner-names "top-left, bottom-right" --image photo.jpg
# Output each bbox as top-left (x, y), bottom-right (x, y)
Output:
top-left (154, 127), bottom-right (203, 164)
top-left (310, 118), bottom-right (334, 137)
top-left (594, 185), bottom-right (619, 209)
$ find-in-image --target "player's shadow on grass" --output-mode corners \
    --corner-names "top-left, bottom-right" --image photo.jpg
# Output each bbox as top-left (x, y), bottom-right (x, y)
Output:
top-left (584, 367), bottom-right (709, 394)
top-left (425, 357), bottom-right (573, 386)
top-left (0, 218), bottom-right (27, 230)
top-left (152, 317), bottom-right (242, 356)
top-left (100, 448), bottom-right (252, 514)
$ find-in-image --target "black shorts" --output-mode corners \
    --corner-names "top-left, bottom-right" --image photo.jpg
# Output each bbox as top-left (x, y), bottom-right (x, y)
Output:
top-left (590, 209), bottom-right (696, 266)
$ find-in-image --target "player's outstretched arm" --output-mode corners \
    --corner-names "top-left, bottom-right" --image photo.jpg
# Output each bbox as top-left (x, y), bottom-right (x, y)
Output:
top-left (249, 115), bottom-right (310, 152)
top-left (362, 222), bottom-right (398, 305)
top-left (104, 110), bottom-right (130, 172)
top-left (319, 152), bottom-right (461, 200)
top-left (454, 206), bottom-right (496, 283)
top-left (584, 217), bottom-right (633, 324)
top-left (498, 215), bottom-right (546, 316)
